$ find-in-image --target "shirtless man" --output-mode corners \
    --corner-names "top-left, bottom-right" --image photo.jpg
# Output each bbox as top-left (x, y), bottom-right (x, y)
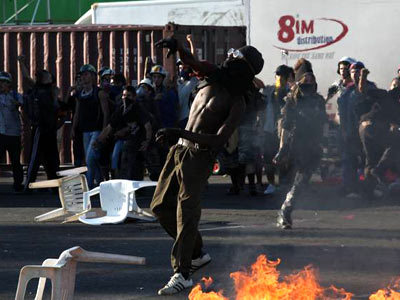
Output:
top-left (151, 36), bottom-right (263, 295)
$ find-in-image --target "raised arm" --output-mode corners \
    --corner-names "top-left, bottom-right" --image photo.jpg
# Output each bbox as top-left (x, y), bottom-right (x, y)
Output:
top-left (156, 36), bottom-right (215, 75)
top-left (17, 55), bottom-right (35, 89)
top-left (186, 34), bottom-right (197, 58)
top-left (143, 56), bottom-right (153, 79)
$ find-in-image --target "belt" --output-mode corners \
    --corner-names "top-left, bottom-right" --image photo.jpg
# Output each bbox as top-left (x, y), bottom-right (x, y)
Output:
top-left (177, 138), bottom-right (208, 150)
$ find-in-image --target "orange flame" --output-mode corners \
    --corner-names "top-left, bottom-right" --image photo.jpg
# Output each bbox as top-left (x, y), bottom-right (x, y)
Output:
top-left (369, 279), bottom-right (400, 299)
top-left (189, 277), bottom-right (228, 300)
top-left (188, 254), bottom-right (400, 300)
top-left (188, 255), bottom-right (353, 300)
top-left (230, 255), bottom-right (353, 300)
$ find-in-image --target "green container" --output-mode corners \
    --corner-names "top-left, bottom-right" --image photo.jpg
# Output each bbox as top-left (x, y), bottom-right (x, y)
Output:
top-left (1, 0), bottom-right (141, 24)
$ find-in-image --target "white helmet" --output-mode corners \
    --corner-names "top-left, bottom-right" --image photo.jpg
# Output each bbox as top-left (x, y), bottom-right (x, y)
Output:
top-left (337, 57), bottom-right (356, 74)
top-left (139, 78), bottom-right (155, 90)
top-left (99, 66), bottom-right (115, 78)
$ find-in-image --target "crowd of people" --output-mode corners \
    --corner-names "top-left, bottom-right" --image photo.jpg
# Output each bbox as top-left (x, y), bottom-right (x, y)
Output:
top-left (1, 33), bottom-right (400, 295)
top-left (0, 34), bottom-right (198, 191)
top-left (0, 37), bottom-right (399, 204)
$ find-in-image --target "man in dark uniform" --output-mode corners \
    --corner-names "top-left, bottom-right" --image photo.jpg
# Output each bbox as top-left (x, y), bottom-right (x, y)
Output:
top-left (274, 60), bottom-right (327, 229)
top-left (94, 86), bottom-right (152, 180)
top-left (260, 64), bottom-right (294, 195)
top-left (22, 68), bottom-right (62, 190)
top-left (152, 36), bottom-right (264, 295)
top-left (357, 69), bottom-right (400, 196)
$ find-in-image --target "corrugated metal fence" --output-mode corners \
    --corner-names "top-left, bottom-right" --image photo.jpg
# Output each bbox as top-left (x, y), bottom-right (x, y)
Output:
top-left (0, 23), bottom-right (246, 165)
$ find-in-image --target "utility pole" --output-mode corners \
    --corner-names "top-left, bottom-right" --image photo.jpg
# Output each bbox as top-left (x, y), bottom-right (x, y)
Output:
top-left (47, 0), bottom-right (51, 23)
top-left (14, 0), bottom-right (18, 24)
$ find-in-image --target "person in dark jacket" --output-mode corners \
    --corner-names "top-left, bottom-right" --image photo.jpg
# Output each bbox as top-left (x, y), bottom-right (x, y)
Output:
top-left (274, 60), bottom-right (327, 229)
top-left (358, 85), bottom-right (400, 197)
top-left (20, 67), bottom-right (62, 190)
top-left (94, 86), bottom-right (152, 180)
top-left (259, 64), bottom-right (294, 195)
top-left (337, 61), bottom-right (376, 198)
top-left (72, 64), bottom-right (110, 188)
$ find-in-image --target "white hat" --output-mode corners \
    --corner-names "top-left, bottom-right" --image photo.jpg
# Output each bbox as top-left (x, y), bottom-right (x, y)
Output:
top-left (139, 78), bottom-right (154, 90)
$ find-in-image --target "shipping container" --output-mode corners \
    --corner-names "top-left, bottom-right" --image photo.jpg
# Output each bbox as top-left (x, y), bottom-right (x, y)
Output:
top-left (0, 23), bottom-right (246, 165)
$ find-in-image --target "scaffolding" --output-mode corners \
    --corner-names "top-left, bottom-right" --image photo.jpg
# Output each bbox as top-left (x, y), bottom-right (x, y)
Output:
top-left (3, 0), bottom-right (52, 24)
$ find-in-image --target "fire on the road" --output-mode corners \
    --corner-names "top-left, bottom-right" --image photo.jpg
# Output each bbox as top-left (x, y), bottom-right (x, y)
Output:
top-left (188, 255), bottom-right (400, 300)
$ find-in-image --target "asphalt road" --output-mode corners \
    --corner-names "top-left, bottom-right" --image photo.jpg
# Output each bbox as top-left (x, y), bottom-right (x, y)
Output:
top-left (1, 172), bottom-right (400, 299)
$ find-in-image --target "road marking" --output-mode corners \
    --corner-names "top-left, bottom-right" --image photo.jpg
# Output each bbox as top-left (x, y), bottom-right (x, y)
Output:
top-left (200, 225), bottom-right (247, 231)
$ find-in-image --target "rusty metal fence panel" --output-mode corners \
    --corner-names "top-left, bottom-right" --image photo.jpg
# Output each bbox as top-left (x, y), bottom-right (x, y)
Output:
top-left (0, 23), bottom-right (246, 165)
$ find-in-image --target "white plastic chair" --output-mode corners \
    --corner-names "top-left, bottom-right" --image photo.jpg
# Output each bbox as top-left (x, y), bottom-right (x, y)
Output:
top-left (56, 167), bottom-right (88, 177)
top-left (29, 173), bottom-right (90, 223)
top-left (79, 179), bottom-right (157, 225)
top-left (14, 246), bottom-right (145, 300)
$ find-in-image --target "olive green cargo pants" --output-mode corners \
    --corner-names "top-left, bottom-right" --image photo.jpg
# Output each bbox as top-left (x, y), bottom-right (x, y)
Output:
top-left (150, 144), bottom-right (214, 275)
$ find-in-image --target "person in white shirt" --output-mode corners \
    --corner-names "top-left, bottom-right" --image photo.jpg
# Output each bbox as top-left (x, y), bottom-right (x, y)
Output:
top-left (0, 71), bottom-right (24, 192)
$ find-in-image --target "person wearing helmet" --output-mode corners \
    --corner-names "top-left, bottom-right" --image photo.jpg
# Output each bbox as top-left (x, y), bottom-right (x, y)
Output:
top-left (111, 73), bottom-right (127, 106)
top-left (273, 59), bottom-right (327, 229)
top-left (150, 64), bottom-right (179, 129)
top-left (337, 61), bottom-right (377, 198)
top-left (257, 65), bottom-right (294, 196)
top-left (152, 35), bottom-right (263, 295)
top-left (327, 57), bottom-right (356, 101)
top-left (98, 67), bottom-right (121, 111)
top-left (71, 64), bottom-right (110, 188)
top-left (98, 66), bottom-right (115, 89)
top-left (136, 78), bottom-right (164, 180)
top-left (0, 71), bottom-right (24, 192)
top-left (97, 67), bottom-right (118, 181)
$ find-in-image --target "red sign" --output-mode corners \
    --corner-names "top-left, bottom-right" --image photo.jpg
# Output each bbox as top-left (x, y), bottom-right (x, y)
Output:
top-left (274, 15), bottom-right (348, 52)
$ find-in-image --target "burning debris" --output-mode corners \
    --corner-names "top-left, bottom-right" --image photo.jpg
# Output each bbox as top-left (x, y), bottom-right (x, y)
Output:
top-left (369, 279), bottom-right (400, 300)
top-left (189, 255), bottom-right (400, 300)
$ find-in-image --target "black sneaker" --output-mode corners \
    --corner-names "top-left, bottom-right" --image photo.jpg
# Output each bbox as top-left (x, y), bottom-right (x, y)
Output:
top-left (226, 186), bottom-right (240, 195)
top-left (189, 252), bottom-right (212, 275)
top-left (249, 184), bottom-right (258, 196)
top-left (277, 209), bottom-right (292, 229)
top-left (157, 273), bottom-right (193, 295)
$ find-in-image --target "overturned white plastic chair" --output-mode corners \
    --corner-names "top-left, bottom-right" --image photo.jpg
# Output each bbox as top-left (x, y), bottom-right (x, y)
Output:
top-left (79, 179), bottom-right (158, 225)
top-left (29, 167), bottom-right (90, 223)
top-left (15, 246), bottom-right (145, 300)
